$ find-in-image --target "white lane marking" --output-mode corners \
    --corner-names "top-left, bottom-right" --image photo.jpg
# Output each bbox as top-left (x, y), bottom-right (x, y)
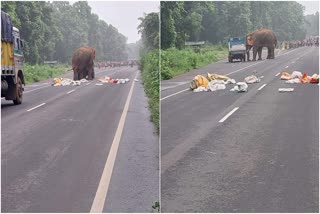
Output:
top-left (226, 61), bottom-right (263, 76)
top-left (90, 72), bottom-right (139, 213)
top-left (67, 89), bottom-right (75, 94)
top-left (258, 83), bottom-right (267, 91)
top-left (285, 66), bottom-right (289, 69)
top-left (219, 107), bottom-right (239, 123)
top-left (85, 83), bottom-right (91, 86)
top-left (275, 73), bottom-right (280, 77)
top-left (27, 103), bottom-right (46, 112)
top-left (27, 83), bottom-right (50, 87)
top-left (24, 85), bottom-right (51, 94)
top-left (160, 88), bottom-right (189, 101)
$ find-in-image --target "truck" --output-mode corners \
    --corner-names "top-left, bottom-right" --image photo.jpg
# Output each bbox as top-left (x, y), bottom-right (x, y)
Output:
top-left (228, 37), bottom-right (246, 63)
top-left (1, 10), bottom-right (25, 104)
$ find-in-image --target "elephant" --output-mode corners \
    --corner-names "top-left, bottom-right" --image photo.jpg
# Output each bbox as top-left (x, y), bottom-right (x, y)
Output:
top-left (72, 46), bottom-right (96, 81)
top-left (246, 28), bottom-right (277, 61)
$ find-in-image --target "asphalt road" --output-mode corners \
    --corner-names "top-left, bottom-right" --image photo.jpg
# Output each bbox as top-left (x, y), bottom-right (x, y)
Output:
top-left (161, 47), bottom-right (319, 212)
top-left (1, 66), bottom-right (159, 212)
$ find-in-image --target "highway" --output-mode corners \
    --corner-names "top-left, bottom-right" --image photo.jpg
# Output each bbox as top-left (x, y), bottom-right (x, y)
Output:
top-left (161, 47), bottom-right (319, 212)
top-left (1, 66), bottom-right (159, 212)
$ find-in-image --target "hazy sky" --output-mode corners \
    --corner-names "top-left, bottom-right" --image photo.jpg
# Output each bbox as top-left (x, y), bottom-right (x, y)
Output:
top-left (88, 1), bottom-right (159, 44)
top-left (87, 1), bottom-right (317, 44)
top-left (298, 1), bottom-right (319, 15)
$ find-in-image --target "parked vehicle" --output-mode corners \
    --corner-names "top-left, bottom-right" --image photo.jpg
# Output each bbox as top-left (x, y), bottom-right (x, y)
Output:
top-left (1, 10), bottom-right (25, 104)
top-left (228, 37), bottom-right (246, 63)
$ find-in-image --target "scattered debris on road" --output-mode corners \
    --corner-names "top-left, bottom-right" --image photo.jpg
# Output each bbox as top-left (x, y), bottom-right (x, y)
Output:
top-left (281, 71), bottom-right (319, 84)
top-left (193, 86), bottom-right (208, 92)
top-left (52, 78), bottom-right (88, 86)
top-left (230, 82), bottom-right (248, 92)
top-left (279, 88), bottom-right (294, 92)
top-left (98, 76), bottom-right (130, 84)
top-left (244, 75), bottom-right (261, 84)
top-left (190, 73), bottom-right (236, 92)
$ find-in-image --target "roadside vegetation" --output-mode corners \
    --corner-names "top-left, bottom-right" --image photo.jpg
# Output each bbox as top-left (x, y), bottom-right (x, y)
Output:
top-left (138, 12), bottom-right (160, 131)
top-left (24, 64), bottom-right (70, 84)
top-left (1, 1), bottom-right (128, 64)
top-left (161, 45), bottom-right (227, 80)
top-left (140, 50), bottom-right (159, 131)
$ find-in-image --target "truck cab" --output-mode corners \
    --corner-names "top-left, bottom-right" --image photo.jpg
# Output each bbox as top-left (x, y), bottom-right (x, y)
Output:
top-left (228, 37), bottom-right (246, 63)
top-left (1, 11), bottom-right (25, 105)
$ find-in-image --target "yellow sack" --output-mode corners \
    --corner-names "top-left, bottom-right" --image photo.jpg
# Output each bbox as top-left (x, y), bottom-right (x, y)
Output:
top-left (190, 75), bottom-right (209, 89)
top-left (53, 78), bottom-right (62, 84)
top-left (207, 73), bottom-right (230, 81)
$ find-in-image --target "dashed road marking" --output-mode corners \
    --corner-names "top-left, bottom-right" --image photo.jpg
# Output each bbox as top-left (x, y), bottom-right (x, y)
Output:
top-left (24, 85), bottom-right (51, 94)
top-left (27, 103), bottom-right (46, 112)
top-left (258, 83), bottom-right (267, 91)
top-left (161, 88), bottom-right (190, 101)
top-left (219, 107), bottom-right (239, 123)
top-left (67, 89), bottom-right (75, 94)
top-left (275, 73), bottom-right (280, 77)
top-left (285, 66), bottom-right (289, 68)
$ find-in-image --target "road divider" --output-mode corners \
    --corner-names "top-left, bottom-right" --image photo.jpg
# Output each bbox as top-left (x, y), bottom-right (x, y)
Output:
top-left (219, 107), bottom-right (239, 123)
top-left (26, 103), bottom-right (46, 112)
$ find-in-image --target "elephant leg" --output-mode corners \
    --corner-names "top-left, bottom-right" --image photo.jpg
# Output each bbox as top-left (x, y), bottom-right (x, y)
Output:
top-left (252, 47), bottom-right (258, 61)
top-left (267, 48), bottom-right (271, 59)
top-left (79, 70), bottom-right (85, 80)
top-left (87, 67), bottom-right (94, 80)
top-left (73, 72), bottom-right (77, 81)
top-left (257, 47), bottom-right (262, 60)
top-left (247, 51), bottom-right (250, 61)
top-left (246, 45), bottom-right (251, 61)
top-left (271, 46), bottom-right (275, 59)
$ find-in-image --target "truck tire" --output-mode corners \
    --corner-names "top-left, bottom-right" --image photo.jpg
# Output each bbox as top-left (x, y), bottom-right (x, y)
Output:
top-left (13, 76), bottom-right (23, 105)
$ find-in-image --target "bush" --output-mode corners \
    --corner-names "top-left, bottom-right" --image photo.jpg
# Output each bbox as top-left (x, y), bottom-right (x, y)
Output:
top-left (160, 45), bottom-right (228, 80)
top-left (140, 50), bottom-right (160, 132)
top-left (24, 64), bottom-right (70, 84)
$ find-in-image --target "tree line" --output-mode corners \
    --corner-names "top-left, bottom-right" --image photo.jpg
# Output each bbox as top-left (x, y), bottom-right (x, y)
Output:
top-left (161, 1), bottom-right (316, 49)
top-left (1, 1), bottom-right (128, 65)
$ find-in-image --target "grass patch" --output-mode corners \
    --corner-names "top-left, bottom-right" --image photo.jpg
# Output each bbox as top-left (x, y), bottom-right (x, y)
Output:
top-left (161, 45), bottom-right (228, 80)
top-left (24, 63), bottom-right (71, 84)
top-left (140, 50), bottom-right (159, 132)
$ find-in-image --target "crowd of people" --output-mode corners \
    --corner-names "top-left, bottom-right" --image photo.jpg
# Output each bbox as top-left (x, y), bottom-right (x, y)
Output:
top-left (96, 59), bottom-right (139, 69)
top-left (281, 36), bottom-right (319, 49)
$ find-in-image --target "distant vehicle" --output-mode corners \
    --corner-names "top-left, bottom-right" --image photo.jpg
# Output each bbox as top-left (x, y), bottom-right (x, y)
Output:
top-left (228, 37), bottom-right (246, 63)
top-left (1, 10), bottom-right (25, 104)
